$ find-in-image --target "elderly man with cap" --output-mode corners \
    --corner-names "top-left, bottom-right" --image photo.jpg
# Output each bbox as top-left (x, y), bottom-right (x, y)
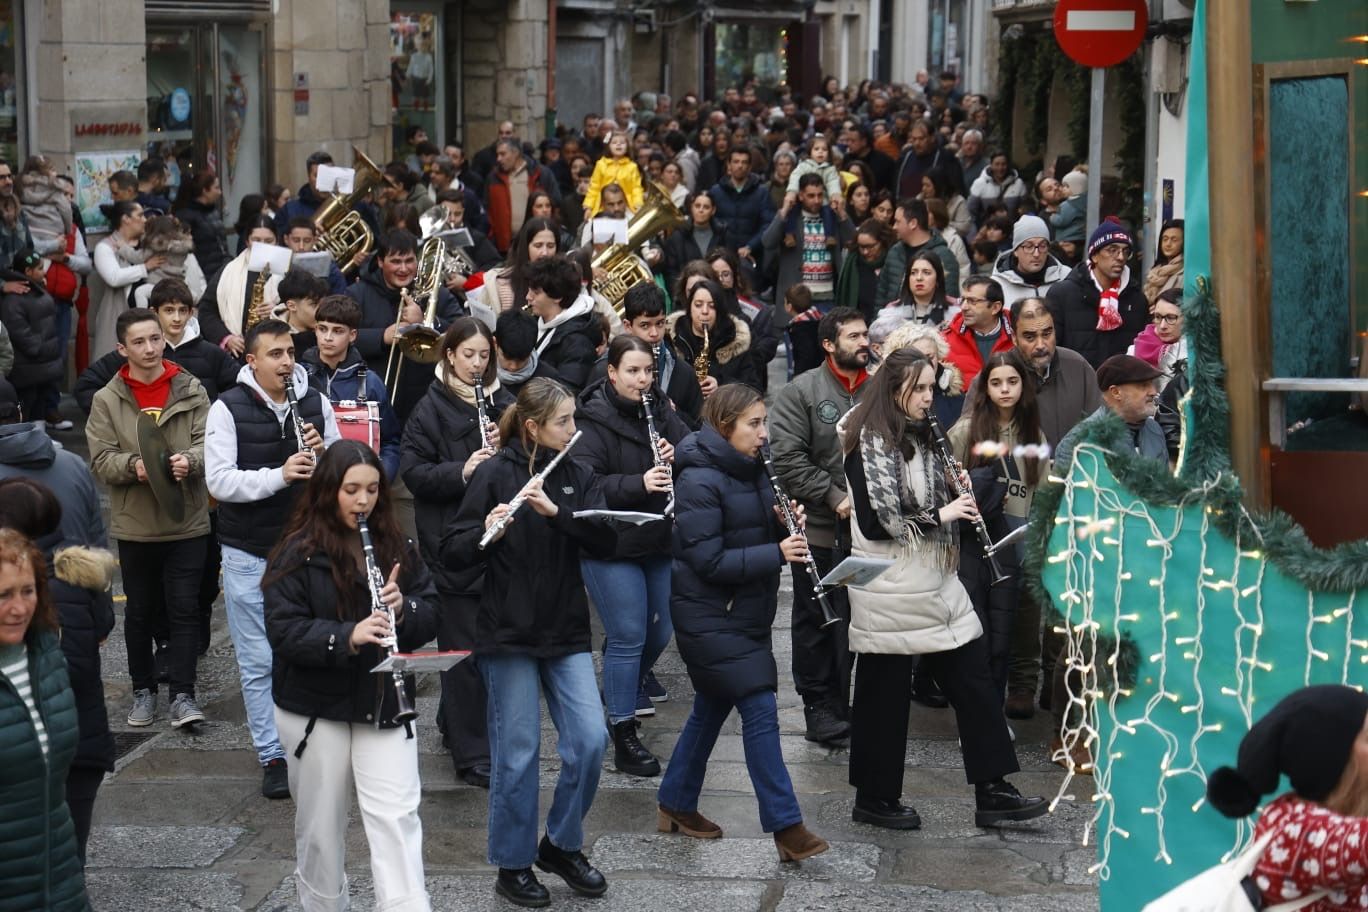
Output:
top-left (991, 215), bottom-right (1071, 312)
top-left (1045, 219), bottom-right (1149, 369)
top-left (1054, 353), bottom-right (1169, 478)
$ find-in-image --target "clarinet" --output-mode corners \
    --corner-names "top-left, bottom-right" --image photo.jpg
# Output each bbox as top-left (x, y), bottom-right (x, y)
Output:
top-left (925, 412), bottom-right (1010, 586)
top-left (640, 388), bottom-right (674, 516)
top-left (760, 443), bottom-right (840, 629)
top-left (356, 513), bottom-right (417, 726)
top-left (478, 430), bottom-right (583, 549)
top-left (284, 383), bottom-right (313, 457)
top-left (473, 375), bottom-right (492, 450)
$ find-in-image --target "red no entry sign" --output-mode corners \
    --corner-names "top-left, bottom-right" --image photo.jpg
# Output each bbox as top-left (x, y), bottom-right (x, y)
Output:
top-left (1053, 0), bottom-right (1147, 68)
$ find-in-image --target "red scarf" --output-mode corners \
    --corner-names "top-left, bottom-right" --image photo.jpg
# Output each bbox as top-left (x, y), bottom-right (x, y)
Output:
top-left (119, 361), bottom-right (180, 421)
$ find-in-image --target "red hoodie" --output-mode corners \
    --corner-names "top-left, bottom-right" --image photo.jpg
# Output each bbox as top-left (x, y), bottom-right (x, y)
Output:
top-left (119, 360), bottom-right (181, 421)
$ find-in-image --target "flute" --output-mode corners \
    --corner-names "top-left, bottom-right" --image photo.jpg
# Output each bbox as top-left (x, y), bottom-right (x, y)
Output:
top-left (925, 412), bottom-right (1009, 586)
top-left (760, 442), bottom-right (841, 629)
top-left (478, 430), bottom-right (583, 550)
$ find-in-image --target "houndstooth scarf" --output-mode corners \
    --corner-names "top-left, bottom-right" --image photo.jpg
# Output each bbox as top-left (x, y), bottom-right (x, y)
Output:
top-left (859, 424), bottom-right (960, 574)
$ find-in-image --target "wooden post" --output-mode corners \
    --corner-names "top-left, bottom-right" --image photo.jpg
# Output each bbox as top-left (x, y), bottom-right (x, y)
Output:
top-left (1205, 0), bottom-right (1268, 508)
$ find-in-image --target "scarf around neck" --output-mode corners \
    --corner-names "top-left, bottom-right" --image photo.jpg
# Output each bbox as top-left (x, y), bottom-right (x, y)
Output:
top-left (859, 424), bottom-right (959, 573)
top-left (441, 363), bottom-right (501, 407)
top-left (498, 351), bottom-right (539, 387)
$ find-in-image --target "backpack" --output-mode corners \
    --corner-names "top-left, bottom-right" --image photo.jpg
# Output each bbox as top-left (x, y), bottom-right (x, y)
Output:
top-left (1140, 831), bottom-right (1328, 912)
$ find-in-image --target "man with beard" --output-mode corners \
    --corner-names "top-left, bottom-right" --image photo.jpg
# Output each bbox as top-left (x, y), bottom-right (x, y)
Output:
top-left (1045, 220), bottom-right (1148, 369)
top-left (767, 307), bottom-right (871, 745)
top-left (991, 215), bottom-right (1070, 312)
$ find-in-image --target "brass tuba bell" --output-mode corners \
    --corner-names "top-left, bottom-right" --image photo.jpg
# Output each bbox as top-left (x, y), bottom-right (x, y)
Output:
top-left (312, 146), bottom-right (384, 277)
top-left (589, 180), bottom-right (686, 316)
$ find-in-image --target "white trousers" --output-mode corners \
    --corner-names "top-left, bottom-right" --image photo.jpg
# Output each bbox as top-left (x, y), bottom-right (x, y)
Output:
top-left (275, 708), bottom-right (431, 912)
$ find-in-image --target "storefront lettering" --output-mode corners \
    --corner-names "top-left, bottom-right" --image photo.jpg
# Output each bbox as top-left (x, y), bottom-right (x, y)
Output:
top-left (74, 122), bottom-right (143, 137)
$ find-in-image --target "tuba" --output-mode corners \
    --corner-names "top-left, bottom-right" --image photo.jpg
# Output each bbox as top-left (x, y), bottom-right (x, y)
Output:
top-left (589, 180), bottom-right (686, 316)
top-left (313, 146), bottom-right (384, 276)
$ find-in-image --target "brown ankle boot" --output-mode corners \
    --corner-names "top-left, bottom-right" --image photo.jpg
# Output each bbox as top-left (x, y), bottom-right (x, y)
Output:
top-left (773, 822), bottom-right (829, 862)
top-left (657, 805), bottom-right (723, 839)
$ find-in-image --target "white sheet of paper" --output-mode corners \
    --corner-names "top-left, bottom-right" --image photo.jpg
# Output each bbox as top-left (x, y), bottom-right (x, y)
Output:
top-left (371, 649), bottom-right (470, 673)
top-left (316, 164), bottom-right (355, 195)
top-left (819, 556), bottom-right (895, 589)
top-left (572, 510), bottom-right (664, 526)
top-left (246, 243), bottom-right (293, 275)
top-left (290, 251), bottom-right (334, 278)
top-left (591, 218), bottom-right (629, 245)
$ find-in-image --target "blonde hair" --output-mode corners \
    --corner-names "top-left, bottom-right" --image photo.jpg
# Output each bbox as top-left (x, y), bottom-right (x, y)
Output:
top-left (883, 320), bottom-right (949, 359)
top-left (497, 377), bottom-right (573, 473)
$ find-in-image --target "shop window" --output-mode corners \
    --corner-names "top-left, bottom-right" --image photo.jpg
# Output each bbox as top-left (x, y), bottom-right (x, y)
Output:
top-left (0, 0), bottom-right (23, 164)
top-left (714, 22), bottom-right (786, 94)
top-left (391, 9), bottom-right (442, 159)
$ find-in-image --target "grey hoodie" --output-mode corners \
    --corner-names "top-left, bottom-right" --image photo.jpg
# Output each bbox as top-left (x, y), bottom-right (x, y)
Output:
top-left (0, 422), bottom-right (106, 547)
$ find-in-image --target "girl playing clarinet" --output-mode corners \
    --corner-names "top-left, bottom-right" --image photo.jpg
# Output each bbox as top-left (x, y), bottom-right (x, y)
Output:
top-left (262, 440), bottom-right (440, 912)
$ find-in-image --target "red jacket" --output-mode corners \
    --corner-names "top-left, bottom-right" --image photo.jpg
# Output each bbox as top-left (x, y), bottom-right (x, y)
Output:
top-left (942, 312), bottom-right (1014, 389)
top-left (484, 157), bottom-right (560, 254)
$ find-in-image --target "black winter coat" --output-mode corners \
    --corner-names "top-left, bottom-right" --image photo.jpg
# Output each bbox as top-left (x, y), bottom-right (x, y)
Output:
top-left (668, 311), bottom-right (761, 391)
top-left (0, 275), bottom-right (61, 387)
top-left (574, 378), bottom-right (691, 560)
top-left (263, 539), bottom-right (439, 728)
top-left (400, 378), bottom-right (513, 594)
top-left (74, 338), bottom-right (240, 413)
top-left (662, 219), bottom-right (726, 290)
top-left (441, 438), bottom-right (615, 657)
top-left (174, 200), bottom-right (230, 278)
top-left (585, 344), bottom-right (703, 430)
top-left (536, 310), bottom-right (599, 392)
top-left (670, 425), bottom-right (784, 702)
top-left (710, 175), bottom-right (776, 256)
top-left (1044, 262), bottom-right (1149, 369)
top-left (347, 267), bottom-right (464, 422)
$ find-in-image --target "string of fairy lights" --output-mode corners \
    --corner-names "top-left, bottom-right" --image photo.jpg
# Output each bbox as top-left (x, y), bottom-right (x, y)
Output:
top-left (1041, 443), bottom-right (1367, 881)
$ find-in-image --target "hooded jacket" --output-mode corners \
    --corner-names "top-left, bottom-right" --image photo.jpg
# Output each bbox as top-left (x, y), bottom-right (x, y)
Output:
top-left (709, 173), bottom-right (776, 256)
top-left (586, 340), bottom-right (704, 430)
top-left (441, 437), bottom-right (616, 657)
top-left (0, 273), bottom-right (61, 388)
top-left (574, 377), bottom-right (691, 561)
top-left (0, 424), bottom-right (105, 548)
top-left (1045, 261), bottom-right (1150, 369)
top-left (877, 233), bottom-right (961, 306)
top-left (17, 172), bottom-right (72, 243)
top-left (991, 249), bottom-right (1071, 313)
top-left (667, 311), bottom-right (759, 390)
top-left (669, 425), bottom-right (784, 703)
top-left (534, 292), bottom-right (599, 392)
top-left (968, 167), bottom-right (1028, 222)
top-left (299, 346), bottom-right (401, 480)
top-left (85, 363), bottom-right (211, 542)
top-left (75, 320), bottom-right (240, 414)
top-left (662, 217), bottom-right (728, 291)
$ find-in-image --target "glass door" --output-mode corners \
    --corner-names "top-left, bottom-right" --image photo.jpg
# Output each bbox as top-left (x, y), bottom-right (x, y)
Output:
top-left (147, 26), bottom-right (210, 202)
top-left (214, 24), bottom-right (266, 227)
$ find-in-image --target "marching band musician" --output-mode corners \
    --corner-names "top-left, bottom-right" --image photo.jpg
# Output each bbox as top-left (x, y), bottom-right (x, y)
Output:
top-left (281, 217), bottom-right (350, 295)
top-left (575, 334), bottom-right (690, 777)
top-left (263, 440), bottom-right (440, 912)
top-left (430, 189), bottom-right (501, 276)
top-left (587, 282), bottom-right (703, 429)
top-left (524, 255), bottom-right (600, 393)
top-left (666, 276), bottom-right (761, 396)
top-left (441, 378), bottom-right (617, 909)
top-left (400, 317), bottom-right (511, 789)
top-left (466, 216), bottom-right (564, 329)
top-left (206, 318), bottom-right (341, 800)
top-left (85, 308), bottom-right (211, 733)
top-left (838, 348), bottom-right (1046, 831)
top-left (199, 216), bottom-right (285, 358)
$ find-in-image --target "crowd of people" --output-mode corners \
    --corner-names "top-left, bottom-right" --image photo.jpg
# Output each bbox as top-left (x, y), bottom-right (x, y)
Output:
top-left (0, 72), bottom-right (1214, 912)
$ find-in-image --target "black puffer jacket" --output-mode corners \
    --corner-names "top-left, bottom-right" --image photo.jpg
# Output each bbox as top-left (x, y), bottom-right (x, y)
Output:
top-left (670, 425), bottom-right (784, 702)
top-left (400, 377), bottom-right (512, 594)
top-left (1044, 262), bottom-right (1149, 369)
top-left (0, 274), bottom-right (61, 387)
top-left (441, 438), bottom-right (616, 657)
top-left (536, 307), bottom-right (599, 392)
top-left (263, 539), bottom-right (439, 728)
top-left (43, 536), bottom-right (116, 773)
top-left (586, 343), bottom-right (703, 430)
top-left (574, 377), bottom-right (691, 560)
top-left (667, 311), bottom-right (760, 391)
top-left (174, 199), bottom-right (230, 277)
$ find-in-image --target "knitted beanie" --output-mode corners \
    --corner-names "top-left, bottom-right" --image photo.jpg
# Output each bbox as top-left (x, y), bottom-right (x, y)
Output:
top-left (1207, 685), bottom-right (1368, 818)
top-left (1012, 215), bottom-right (1049, 250)
top-left (1087, 218), bottom-right (1132, 260)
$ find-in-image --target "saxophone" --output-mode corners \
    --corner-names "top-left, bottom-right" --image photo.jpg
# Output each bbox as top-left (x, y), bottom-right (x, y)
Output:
top-left (245, 264), bottom-right (269, 333)
top-left (694, 322), bottom-right (710, 385)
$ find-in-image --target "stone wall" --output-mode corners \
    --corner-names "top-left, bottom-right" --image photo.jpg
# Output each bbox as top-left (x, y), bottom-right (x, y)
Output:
top-left (269, 0), bottom-right (391, 190)
top-left (461, 0), bottom-right (550, 151)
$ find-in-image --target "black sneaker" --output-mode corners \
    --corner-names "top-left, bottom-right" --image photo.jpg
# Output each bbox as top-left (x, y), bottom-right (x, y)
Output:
top-left (852, 794), bottom-right (922, 830)
top-left (641, 669), bottom-right (668, 702)
top-left (911, 674), bottom-right (949, 708)
top-left (458, 763), bottom-right (491, 789)
top-left (495, 867), bottom-right (550, 908)
top-left (262, 758), bottom-right (291, 800)
top-left (535, 835), bottom-right (607, 897)
top-left (611, 719), bottom-right (661, 777)
top-left (974, 778), bottom-right (1048, 826)
top-left (803, 703), bottom-right (850, 744)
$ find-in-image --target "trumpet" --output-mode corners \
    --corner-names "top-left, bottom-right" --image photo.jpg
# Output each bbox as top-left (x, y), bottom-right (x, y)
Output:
top-left (357, 513), bottom-right (417, 726)
top-left (479, 431), bottom-right (583, 550)
top-left (761, 443), bottom-right (840, 629)
top-left (925, 412), bottom-right (1009, 586)
top-left (640, 388), bottom-right (673, 515)
top-left (284, 381), bottom-right (313, 458)
top-left (473, 374), bottom-right (492, 450)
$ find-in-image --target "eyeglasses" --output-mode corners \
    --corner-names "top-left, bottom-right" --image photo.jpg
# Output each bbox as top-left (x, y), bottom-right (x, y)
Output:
top-left (1153, 313), bottom-right (1181, 325)
top-left (959, 295), bottom-right (989, 307)
top-left (1017, 242), bottom-right (1049, 254)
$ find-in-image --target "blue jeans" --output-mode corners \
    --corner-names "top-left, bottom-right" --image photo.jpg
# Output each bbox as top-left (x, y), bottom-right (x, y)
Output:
top-left (479, 651), bottom-right (608, 869)
top-left (221, 545), bottom-right (284, 765)
top-left (581, 555), bottom-right (673, 723)
top-left (657, 689), bottom-right (802, 833)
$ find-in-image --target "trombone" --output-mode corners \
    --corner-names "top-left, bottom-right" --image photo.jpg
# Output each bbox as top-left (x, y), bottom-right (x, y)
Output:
top-left (382, 235), bottom-right (446, 401)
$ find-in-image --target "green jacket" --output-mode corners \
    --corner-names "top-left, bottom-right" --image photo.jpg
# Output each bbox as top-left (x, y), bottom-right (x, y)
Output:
top-left (767, 360), bottom-right (868, 548)
top-left (85, 364), bottom-right (211, 542)
top-left (0, 630), bottom-right (89, 912)
top-left (876, 233), bottom-right (961, 306)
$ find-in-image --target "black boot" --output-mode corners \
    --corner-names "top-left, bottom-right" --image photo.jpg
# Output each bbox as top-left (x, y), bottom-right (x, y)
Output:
top-left (803, 703), bottom-right (850, 744)
top-left (611, 719), bottom-right (661, 777)
top-left (911, 670), bottom-right (949, 708)
top-left (535, 835), bottom-right (608, 897)
top-left (852, 793), bottom-right (922, 830)
top-left (495, 868), bottom-right (550, 908)
top-left (974, 778), bottom-right (1049, 827)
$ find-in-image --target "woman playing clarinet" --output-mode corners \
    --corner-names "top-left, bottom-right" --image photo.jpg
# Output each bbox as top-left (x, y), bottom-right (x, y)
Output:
top-left (262, 440), bottom-right (440, 912)
top-left (840, 347), bottom-right (1046, 831)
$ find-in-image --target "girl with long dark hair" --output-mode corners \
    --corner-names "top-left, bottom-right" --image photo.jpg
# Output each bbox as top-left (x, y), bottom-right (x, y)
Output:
top-left (667, 278), bottom-right (760, 397)
top-left (707, 247), bottom-right (777, 394)
top-left (839, 348), bottom-right (1045, 831)
top-left (468, 217), bottom-right (565, 325)
top-left (887, 250), bottom-right (956, 329)
top-left (947, 350), bottom-right (1048, 700)
top-left (262, 440), bottom-right (441, 912)
top-left (399, 317), bottom-right (511, 788)
top-left (441, 378), bottom-right (617, 908)
top-left (576, 335), bottom-right (691, 776)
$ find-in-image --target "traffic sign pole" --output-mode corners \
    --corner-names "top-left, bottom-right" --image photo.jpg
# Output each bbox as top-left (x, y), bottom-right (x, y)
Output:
top-left (1086, 67), bottom-right (1104, 239)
